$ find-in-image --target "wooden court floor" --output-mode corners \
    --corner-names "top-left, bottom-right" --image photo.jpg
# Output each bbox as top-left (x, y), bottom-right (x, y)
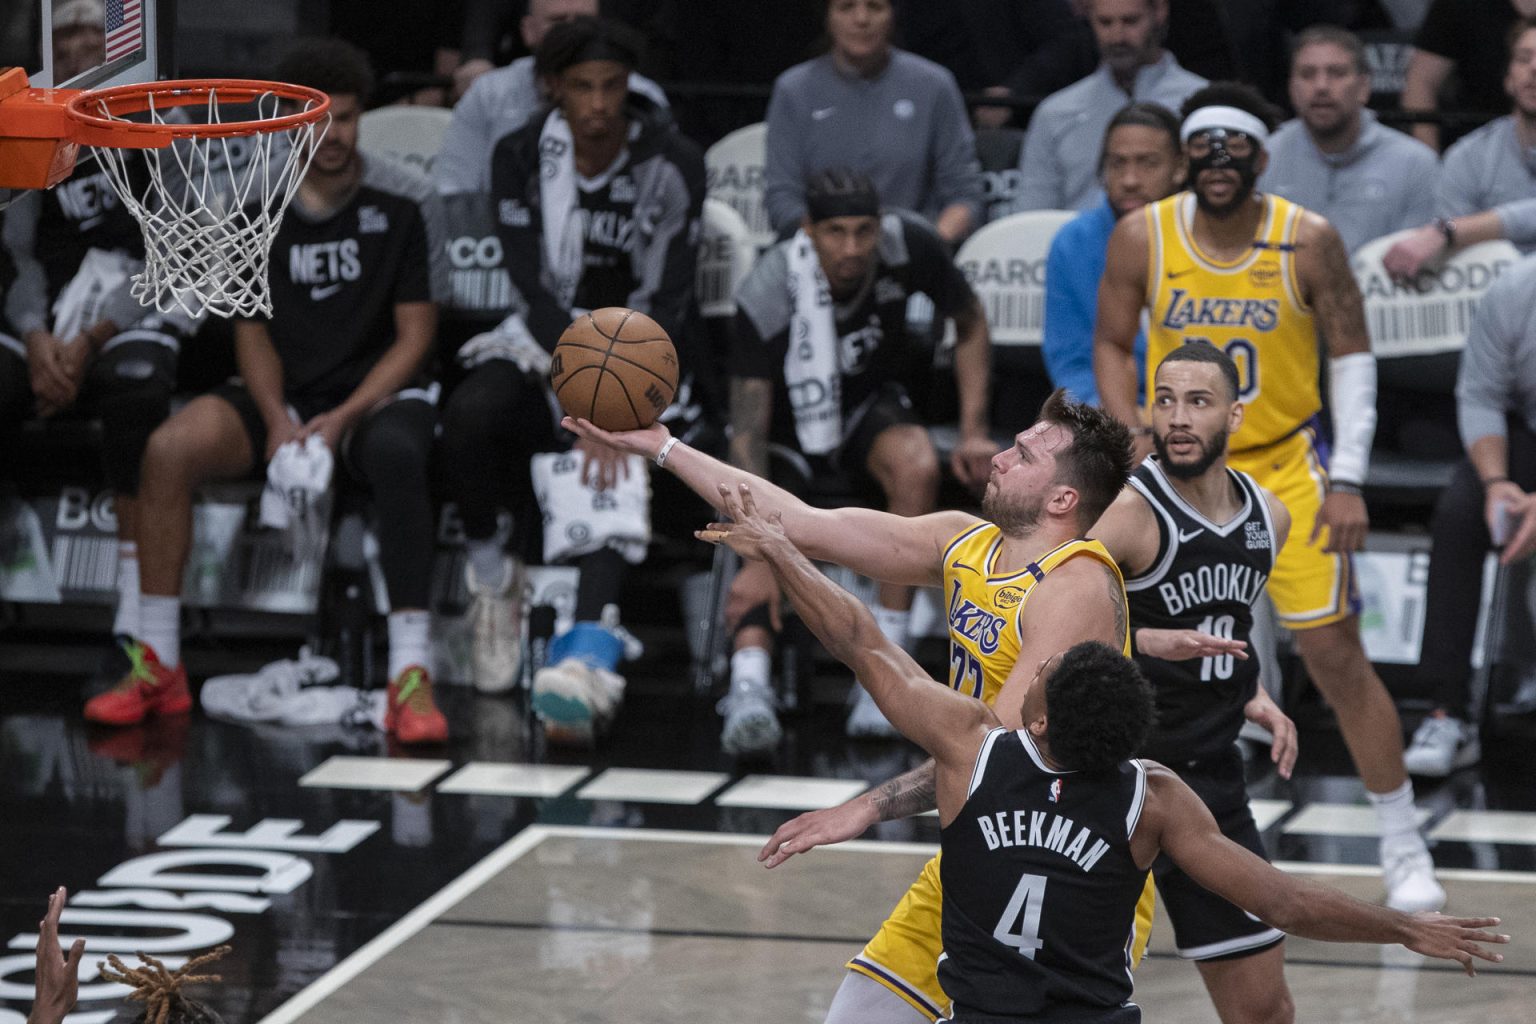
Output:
top-left (265, 826), bottom-right (1535, 1024)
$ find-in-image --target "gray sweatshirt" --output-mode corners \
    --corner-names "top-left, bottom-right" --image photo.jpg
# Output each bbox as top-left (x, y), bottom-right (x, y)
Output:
top-left (1456, 254), bottom-right (1536, 446)
top-left (1014, 52), bottom-right (1206, 212)
top-left (1260, 111), bottom-right (1440, 253)
top-left (763, 49), bottom-right (983, 232)
top-left (1437, 116), bottom-right (1536, 258)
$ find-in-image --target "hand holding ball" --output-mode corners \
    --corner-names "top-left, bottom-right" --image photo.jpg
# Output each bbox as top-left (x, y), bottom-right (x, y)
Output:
top-left (551, 308), bottom-right (678, 431)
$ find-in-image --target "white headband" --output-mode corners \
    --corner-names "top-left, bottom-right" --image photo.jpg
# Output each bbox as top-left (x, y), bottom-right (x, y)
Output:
top-left (1180, 105), bottom-right (1270, 147)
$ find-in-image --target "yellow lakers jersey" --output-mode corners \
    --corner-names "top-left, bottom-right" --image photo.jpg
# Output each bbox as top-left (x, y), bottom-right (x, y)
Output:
top-left (942, 523), bottom-right (1129, 705)
top-left (1145, 192), bottom-right (1320, 452)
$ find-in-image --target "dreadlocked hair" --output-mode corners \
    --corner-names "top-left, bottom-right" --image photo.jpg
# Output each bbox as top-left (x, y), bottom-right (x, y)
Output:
top-left (98, 946), bottom-right (230, 1024)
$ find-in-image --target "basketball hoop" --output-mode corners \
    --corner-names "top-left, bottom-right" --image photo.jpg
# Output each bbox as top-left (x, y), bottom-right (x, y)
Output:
top-left (0, 70), bottom-right (330, 319)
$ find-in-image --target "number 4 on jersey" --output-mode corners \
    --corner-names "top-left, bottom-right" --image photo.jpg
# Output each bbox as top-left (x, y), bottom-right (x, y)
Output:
top-left (993, 872), bottom-right (1049, 959)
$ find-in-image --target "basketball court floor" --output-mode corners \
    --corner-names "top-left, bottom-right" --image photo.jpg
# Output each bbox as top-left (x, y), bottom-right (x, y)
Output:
top-left (4, 661), bottom-right (1536, 1024)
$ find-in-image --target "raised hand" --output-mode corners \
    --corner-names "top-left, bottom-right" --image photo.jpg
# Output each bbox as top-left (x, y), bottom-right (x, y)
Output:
top-left (28, 886), bottom-right (84, 1024)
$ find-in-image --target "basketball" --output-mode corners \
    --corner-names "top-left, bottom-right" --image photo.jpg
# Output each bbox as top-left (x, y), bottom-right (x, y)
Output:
top-left (550, 307), bottom-right (679, 431)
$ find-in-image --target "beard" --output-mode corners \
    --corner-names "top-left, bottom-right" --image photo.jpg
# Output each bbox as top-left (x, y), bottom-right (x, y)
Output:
top-left (982, 487), bottom-right (1046, 537)
top-left (1154, 427), bottom-right (1228, 480)
top-left (1193, 180), bottom-right (1254, 219)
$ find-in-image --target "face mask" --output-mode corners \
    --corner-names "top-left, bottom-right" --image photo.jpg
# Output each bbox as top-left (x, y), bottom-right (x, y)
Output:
top-left (1186, 128), bottom-right (1260, 190)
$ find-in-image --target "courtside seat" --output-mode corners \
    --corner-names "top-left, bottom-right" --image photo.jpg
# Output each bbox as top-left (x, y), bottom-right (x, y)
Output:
top-left (357, 105), bottom-right (455, 178)
top-left (704, 122), bottom-right (772, 251)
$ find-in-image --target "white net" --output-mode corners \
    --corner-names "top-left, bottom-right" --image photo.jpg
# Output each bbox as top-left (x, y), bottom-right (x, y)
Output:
top-left (81, 86), bottom-right (329, 320)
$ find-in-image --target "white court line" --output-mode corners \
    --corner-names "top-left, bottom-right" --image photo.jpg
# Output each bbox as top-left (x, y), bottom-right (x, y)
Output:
top-left (256, 824), bottom-right (1536, 1023)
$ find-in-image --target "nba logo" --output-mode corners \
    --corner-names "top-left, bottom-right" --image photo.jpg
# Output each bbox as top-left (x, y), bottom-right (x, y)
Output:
top-left (1049, 779), bottom-right (1063, 803)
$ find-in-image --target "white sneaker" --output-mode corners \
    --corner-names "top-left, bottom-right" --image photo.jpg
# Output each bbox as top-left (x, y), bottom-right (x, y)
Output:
top-left (1381, 838), bottom-right (1446, 913)
top-left (532, 657), bottom-right (626, 746)
top-left (1404, 714), bottom-right (1480, 777)
top-left (718, 679), bottom-right (782, 757)
top-left (846, 684), bottom-right (899, 738)
top-left (466, 557), bottom-right (523, 694)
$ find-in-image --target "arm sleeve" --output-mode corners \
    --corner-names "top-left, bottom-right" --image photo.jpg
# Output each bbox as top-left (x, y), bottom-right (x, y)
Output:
top-left (1, 193), bottom-right (48, 337)
top-left (1041, 228), bottom-right (1098, 403)
top-left (1014, 104), bottom-right (1065, 211)
top-left (1455, 277), bottom-right (1519, 448)
top-left (927, 73), bottom-right (985, 223)
top-left (763, 79), bottom-right (809, 235)
top-left (490, 135), bottom-right (573, 346)
top-left (626, 145), bottom-right (707, 341)
top-left (433, 79), bottom-right (496, 195)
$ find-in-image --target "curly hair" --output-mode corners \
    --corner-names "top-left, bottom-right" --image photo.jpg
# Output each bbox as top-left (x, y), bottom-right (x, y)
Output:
top-left (274, 38), bottom-right (375, 104)
top-left (1038, 389), bottom-right (1135, 529)
top-left (535, 16), bottom-right (643, 79)
top-left (1044, 642), bottom-right (1154, 775)
top-left (1179, 81), bottom-right (1282, 134)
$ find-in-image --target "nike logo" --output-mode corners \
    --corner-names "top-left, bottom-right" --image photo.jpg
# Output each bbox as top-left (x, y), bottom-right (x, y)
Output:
top-left (812, 107), bottom-right (835, 121)
top-left (1178, 528), bottom-right (1204, 542)
top-left (951, 560), bottom-right (980, 575)
top-left (309, 283), bottom-right (343, 301)
top-left (1167, 267), bottom-right (1196, 279)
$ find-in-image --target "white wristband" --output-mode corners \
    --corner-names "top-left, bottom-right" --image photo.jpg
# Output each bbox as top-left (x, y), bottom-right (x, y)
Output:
top-left (1328, 352), bottom-right (1377, 487)
top-left (654, 436), bottom-right (680, 468)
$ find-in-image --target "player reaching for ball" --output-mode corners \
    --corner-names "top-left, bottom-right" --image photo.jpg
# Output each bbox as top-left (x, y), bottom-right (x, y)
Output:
top-left (436, 15), bottom-right (705, 738)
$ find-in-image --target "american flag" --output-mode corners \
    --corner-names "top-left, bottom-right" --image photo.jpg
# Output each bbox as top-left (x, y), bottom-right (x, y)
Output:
top-left (104, 0), bottom-right (144, 62)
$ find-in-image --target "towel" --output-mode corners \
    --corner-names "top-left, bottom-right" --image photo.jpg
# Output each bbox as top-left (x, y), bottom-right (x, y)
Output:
top-left (259, 433), bottom-right (334, 559)
top-left (784, 229), bottom-right (841, 454)
top-left (538, 111), bottom-right (584, 311)
top-left (531, 450), bottom-right (650, 565)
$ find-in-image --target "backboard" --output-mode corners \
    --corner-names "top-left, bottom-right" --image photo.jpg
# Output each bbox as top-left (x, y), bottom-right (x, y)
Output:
top-left (3, 0), bottom-right (164, 91)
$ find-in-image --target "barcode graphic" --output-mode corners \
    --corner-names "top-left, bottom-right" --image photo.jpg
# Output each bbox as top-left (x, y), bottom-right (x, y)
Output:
top-left (450, 268), bottom-right (513, 313)
top-left (721, 194), bottom-right (772, 241)
top-left (51, 536), bottom-right (117, 593)
top-left (983, 291), bottom-right (1045, 341)
top-left (1367, 298), bottom-right (1480, 355)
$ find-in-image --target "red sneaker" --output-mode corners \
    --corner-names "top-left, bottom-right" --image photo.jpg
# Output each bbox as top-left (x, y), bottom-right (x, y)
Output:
top-left (84, 641), bottom-right (192, 726)
top-left (386, 665), bottom-right (448, 744)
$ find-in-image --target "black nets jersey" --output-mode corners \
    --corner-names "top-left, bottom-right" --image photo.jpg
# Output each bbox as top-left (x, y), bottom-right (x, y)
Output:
top-left (730, 212), bottom-right (975, 446)
top-left (571, 156), bottom-right (644, 314)
top-left (939, 728), bottom-right (1147, 1024)
top-left (249, 155), bottom-right (436, 404)
top-left (1124, 458), bottom-right (1278, 765)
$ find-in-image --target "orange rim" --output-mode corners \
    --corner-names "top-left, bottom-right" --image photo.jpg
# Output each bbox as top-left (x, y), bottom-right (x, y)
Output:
top-left (64, 78), bottom-right (330, 141)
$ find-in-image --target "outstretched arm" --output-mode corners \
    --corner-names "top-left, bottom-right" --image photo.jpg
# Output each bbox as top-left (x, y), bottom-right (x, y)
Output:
top-left (1147, 766), bottom-right (1508, 975)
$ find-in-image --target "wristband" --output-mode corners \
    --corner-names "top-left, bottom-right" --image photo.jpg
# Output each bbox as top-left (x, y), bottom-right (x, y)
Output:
top-left (654, 436), bottom-right (680, 468)
top-left (1329, 481), bottom-right (1363, 496)
top-left (1482, 475), bottom-right (1512, 487)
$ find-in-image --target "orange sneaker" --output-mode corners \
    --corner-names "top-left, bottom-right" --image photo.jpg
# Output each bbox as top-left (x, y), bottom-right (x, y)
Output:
top-left (84, 641), bottom-right (192, 726)
top-left (386, 665), bottom-right (448, 744)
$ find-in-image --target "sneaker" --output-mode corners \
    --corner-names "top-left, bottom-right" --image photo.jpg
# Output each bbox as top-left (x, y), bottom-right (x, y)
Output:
top-left (532, 657), bottom-right (626, 746)
top-left (84, 641), bottom-right (192, 726)
top-left (1404, 713), bottom-right (1480, 777)
top-left (466, 557), bottom-right (523, 694)
top-left (1381, 838), bottom-right (1446, 913)
top-left (386, 665), bottom-right (449, 744)
top-left (846, 684), bottom-right (899, 738)
top-left (718, 679), bottom-right (782, 757)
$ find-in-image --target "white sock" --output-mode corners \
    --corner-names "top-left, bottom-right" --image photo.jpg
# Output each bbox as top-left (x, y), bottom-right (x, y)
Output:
top-left (113, 542), bottom-right (140, 639)
top-left (139, 595), bottom-right (181, 668)
top-left (1368, 780), bottom-right (1422, 847)
top-left (465, 539), bottom-right (505, 590)
top-left (730, 646), bottom-right (771, 693)
top-left (872, 604), bottom-right (912, 652)
top-left (388, 609), bottom-right (432, 679)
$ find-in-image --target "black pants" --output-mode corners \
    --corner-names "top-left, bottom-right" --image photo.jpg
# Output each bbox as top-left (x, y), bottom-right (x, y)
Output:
top-left (439, 359), bottom-right (624, 620)
top-left (1416, 418), bottom-right (1536, 719)
top-left (214, 384), bottom-right (437, 611)
top-left (0, 337), bottom-right (178, 496)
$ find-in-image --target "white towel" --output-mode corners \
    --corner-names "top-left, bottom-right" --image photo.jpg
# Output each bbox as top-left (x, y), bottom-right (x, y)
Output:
top-left (784, 229), bottom-right (842, 454)
top-left (52, 247), bottom-right (138, 341)
top-left (538, 112), bottom-right (584, 311)
top-left (531, 450), bottom-right (650, 565)
top-left (260, 433), bottom-right (334, 560)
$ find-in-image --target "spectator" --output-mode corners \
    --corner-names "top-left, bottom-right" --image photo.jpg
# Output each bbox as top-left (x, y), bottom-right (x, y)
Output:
top-left (718, 169), bottom-right (992, 752)
top-left (435, 0), bottom-right (667, 196)
top-left (87, 39), bottom-right (451, 745)
top-left (1015, 0), bottom-right (1206, 212)
top-left (1043, 102), bottom-right (1183, 405)
top-left (1402, 0), bottom-right (1536, 151)
top-left (2, 148), bottom-right (192, 671)
top-left (50, 0), bottom-right (105, 83)
top-left (1403, 255), bottom-right (1536, 776)
top-left (1261, 25), bottom-right (1439, 254)
top-left (1385, 18), bottom-right (1536, 275)
top-left (763, 0), bottom-right (983, 243)
top-left (439, 17), bottom-right (703, 739)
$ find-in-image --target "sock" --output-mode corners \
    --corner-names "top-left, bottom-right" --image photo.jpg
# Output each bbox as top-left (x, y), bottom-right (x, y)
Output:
top-left (465, 538), bottom-right (505, 590)
top-left (872, 604), bottom-right (912, 652)
top-left (730, 647), bottom-right (771, 694)
top-left (1367, 780), bottom-right (1422, 847)
top-left (112, 542), bottom-right (141, 639)
top-left (387, 609), bottom-right (432, 679)
top-left (139, 595), bottom-right (181, 669)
